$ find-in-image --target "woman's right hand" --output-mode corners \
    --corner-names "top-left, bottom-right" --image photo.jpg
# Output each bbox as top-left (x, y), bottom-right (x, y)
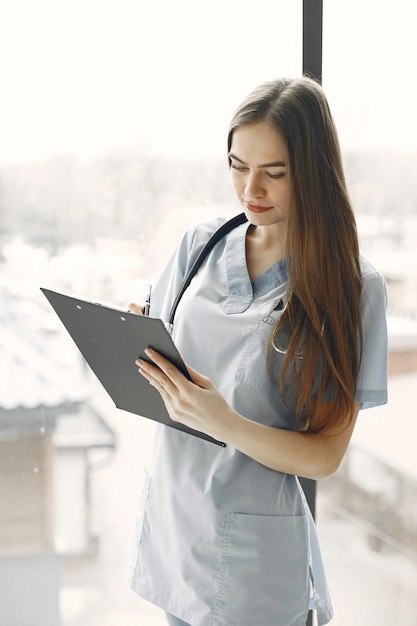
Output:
top-left (128, 302), bottom-right (145, 315)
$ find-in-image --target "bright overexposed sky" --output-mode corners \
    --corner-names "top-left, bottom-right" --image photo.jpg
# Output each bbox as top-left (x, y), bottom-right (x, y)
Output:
top-left (0, 0), bottom-right (416, 162)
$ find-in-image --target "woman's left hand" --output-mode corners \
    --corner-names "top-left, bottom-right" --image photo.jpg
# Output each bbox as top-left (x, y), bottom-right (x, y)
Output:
top-left (136, 349), bottom-right (236, 441)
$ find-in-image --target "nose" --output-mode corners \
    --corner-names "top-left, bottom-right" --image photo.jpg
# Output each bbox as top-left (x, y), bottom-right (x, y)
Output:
top-left (244, 172), bottom-right (266, 199)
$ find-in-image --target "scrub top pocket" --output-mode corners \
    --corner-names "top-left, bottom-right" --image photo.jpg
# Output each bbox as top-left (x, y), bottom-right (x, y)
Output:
top-left (213, 512), bottom-right (310, 626)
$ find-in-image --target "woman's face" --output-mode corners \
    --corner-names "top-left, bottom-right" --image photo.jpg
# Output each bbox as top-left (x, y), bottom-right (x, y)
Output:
top-left (229, 121), bottom-right (290, 229)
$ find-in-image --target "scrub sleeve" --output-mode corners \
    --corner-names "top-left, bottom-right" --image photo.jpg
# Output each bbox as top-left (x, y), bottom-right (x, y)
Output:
top-left (128, 218), bottom-right (388, 626)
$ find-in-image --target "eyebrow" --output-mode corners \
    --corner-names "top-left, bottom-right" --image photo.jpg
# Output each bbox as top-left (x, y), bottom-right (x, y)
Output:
top-left (228, 153), bottom-right (287, 168)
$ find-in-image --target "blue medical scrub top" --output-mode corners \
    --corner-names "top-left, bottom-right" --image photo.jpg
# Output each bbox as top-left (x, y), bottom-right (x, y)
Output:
top-left (128, 218), bottom-right (388, 626)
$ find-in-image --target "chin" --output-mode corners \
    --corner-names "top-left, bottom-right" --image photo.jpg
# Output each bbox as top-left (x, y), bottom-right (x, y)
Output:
top-left (245, 211), bottom-right (283, 227)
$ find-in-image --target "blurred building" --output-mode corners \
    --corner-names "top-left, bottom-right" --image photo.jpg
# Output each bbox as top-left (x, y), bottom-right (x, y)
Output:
top-left (321, 245), bottom-right (417, 564)
top-left (0, 288), bottom-right (116, 626)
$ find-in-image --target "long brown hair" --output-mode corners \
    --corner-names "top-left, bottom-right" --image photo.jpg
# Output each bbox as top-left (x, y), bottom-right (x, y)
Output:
top-left (228, 77), bottom-right (363, 434)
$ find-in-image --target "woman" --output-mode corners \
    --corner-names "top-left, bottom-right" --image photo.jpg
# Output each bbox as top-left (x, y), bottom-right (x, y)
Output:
top-left (128, 77), bottom-right (388, 626)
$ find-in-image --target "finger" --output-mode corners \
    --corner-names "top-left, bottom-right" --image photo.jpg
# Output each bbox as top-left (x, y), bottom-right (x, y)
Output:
top-left (128, 302), bottom-right (144, 315)
top-left (136, 358), bottom-right (178, 396)
top-left (182, 363), bottom-right (213, 389)
top-left (144, 350), bottom-right (213, 392)
top-left (144, 349), bottom-right (187, 385)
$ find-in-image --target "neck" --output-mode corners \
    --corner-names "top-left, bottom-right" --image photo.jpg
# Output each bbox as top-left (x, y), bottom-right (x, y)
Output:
top-left (245, 223), bottom-right (286, 281)
top-left (248, 223), bottom-right (286, 255)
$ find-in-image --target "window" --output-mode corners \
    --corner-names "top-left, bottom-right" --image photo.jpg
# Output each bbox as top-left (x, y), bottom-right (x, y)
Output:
top-left (1, 1), bottom-right (416, 624)
top-left (319, 2), bottom-right (417, 625)
top-left (0, 2), bottom-right (301, 625)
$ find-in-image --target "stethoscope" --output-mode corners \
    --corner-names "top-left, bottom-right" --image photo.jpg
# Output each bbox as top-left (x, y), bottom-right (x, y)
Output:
top-left (166, 211), bottom-right (317, 361)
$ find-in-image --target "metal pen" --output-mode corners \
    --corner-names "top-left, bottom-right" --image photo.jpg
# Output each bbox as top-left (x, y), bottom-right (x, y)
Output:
top-left (144, 283), bottom-right (152, 316)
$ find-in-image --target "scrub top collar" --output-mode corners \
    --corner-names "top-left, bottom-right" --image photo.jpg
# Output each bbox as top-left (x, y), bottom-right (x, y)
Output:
top-left (221, 221), bottom-right (289, 314)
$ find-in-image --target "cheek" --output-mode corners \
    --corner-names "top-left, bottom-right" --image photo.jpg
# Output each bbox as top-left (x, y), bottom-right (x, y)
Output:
top-left (230, 172), bottom-right (244, 196)
top-left (273, 184), bottom-right (290, 209)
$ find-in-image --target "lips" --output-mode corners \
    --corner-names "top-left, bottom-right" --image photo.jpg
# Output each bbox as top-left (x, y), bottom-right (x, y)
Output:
top-left (245, 201), bottom-right (273, 214)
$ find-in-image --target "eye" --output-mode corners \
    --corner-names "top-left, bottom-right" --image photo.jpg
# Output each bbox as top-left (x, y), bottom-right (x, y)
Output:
top-left (266, 171), bottom-right (286, 180)
top-left (230, 162), bottom-right (248, 172)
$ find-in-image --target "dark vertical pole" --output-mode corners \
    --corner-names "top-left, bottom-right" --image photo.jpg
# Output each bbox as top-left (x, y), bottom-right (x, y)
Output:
top-left (302, 4), bottom-right (323, 624)
top-left (300, 0), bottom-right (323, 521)
top-left (303, 0), bottom-right (323, 84)
top-left (300, 0), bottom-right (323, 517)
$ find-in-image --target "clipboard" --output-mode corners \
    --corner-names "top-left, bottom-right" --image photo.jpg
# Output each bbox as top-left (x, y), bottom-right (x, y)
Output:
top-left (41, 288), bottom-right (224, 446)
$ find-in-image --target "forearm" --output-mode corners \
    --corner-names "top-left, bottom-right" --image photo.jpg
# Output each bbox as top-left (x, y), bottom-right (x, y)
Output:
top-left (137, 349), bottom-right (358, 480)
top-left (221, 407), bottom-right (358, 480)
